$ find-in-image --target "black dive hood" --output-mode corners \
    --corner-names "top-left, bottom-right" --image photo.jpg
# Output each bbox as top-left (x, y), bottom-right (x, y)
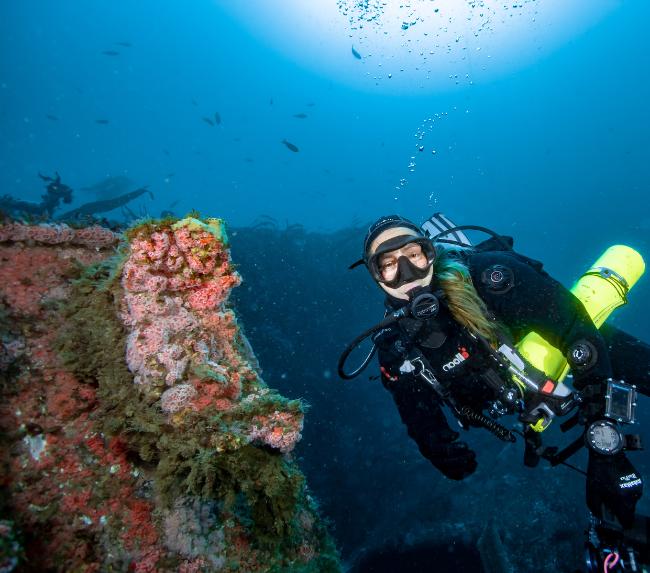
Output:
top-left (337, 286), bottom-right (441, 380)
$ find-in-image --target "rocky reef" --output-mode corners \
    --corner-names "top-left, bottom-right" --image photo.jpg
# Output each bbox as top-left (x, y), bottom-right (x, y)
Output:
top-left (0, 218), bottom-right (340, 572)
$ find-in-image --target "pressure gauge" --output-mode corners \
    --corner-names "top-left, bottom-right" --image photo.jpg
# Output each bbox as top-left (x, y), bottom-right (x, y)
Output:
top-left (585, 420), bottom-right (624, 456)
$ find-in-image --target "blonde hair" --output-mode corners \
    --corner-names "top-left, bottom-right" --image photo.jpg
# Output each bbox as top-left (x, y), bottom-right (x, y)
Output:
top-left (433, 245), bottom-right (501, 343)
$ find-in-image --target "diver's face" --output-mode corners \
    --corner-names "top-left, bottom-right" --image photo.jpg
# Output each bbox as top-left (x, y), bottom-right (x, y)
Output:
top-left (378, 243), bottom-right (428, 283)
top-left (374, 240), bottom-right (434, 301)
top-left (367, 227), bottom-right (435, 301)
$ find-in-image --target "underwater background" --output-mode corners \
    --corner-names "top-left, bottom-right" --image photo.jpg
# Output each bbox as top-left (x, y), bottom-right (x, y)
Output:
top-left (1, 1), bottom-right (649, 572)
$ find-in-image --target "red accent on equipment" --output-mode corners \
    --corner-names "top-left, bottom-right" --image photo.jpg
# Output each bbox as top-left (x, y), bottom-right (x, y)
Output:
top-left (380, 366), bottom-right (398, 382)
top-left (541, 380), bottom-right (555, 394)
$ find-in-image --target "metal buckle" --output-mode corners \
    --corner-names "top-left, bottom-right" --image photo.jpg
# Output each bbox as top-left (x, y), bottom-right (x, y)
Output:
top-left (592, 266), bottom-right (629, 291)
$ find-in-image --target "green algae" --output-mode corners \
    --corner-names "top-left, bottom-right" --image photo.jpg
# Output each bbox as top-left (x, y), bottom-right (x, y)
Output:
top-left (171, 216), bottom-right (229, 246)
top-left (122, 215), bottom-right (180, 243)
top-left (123, 214), bottom-right (229, 247)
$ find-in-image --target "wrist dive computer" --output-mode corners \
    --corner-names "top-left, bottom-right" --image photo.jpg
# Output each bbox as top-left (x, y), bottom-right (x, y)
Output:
top-left (585, 419), bottom-right (624, 456)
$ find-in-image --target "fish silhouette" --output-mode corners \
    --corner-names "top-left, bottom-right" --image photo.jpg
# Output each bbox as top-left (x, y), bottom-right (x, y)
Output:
top-left (202, 117), bottom-right (214, 126)
top-left (57, 187), bottom-right (153, 220)
top-left (214, 112), bottom-right (222, 125)
top-left (351, 46), bottom-right (362, 59)
top-left (95, 119), bottom-right (110, 125)
top-left (293, 113), bottom-right (307, 119)
top-left (281, 139), bottom-right (299, 153)
top-left (102, 50), bottom-right (120, 56)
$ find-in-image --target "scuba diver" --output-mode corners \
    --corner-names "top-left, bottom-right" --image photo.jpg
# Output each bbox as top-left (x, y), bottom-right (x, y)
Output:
top-left (339, 213), bottom-right (650, 571)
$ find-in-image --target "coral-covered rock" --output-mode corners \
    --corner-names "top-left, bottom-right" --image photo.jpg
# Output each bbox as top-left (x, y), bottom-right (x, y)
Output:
top-left (160, 384), bottom-right (199, 414)
top-left (0, 219), bottom-right (341, 573)
top-left (119, 218), bottom-right (304, 449)
top-left (0, 221), bottom-right (119, 249)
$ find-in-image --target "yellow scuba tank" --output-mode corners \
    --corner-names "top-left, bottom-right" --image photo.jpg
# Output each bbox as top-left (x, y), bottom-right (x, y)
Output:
top-left (517, 245), bottom-right (645, 384)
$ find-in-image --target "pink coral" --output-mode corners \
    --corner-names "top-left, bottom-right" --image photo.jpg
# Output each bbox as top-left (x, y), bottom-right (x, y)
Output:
top-left (0, 243), bottom-right (109, 317)
top-left (0, 222), bottom-right (118, 249)
top-left (187, 278), bottom-right (236, 311)
top-left (68, 225), bottom-right (119, 249)
top-left (248, 411), bottom-right (303, 453)
top-left (172, 227), bottom-right (218, 275)
top-left (120, 219), bottom-right (245, 410)
top-left (160, 384), bottom-right (198, 414)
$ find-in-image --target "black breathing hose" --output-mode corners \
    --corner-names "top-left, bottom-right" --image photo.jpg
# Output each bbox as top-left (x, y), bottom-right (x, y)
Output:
top-left (337, 313), bottom-right (401, 379)
top-left (337, 291), bottom-right (440, 380)
top-left (459, 406), bottom-right (516, 443)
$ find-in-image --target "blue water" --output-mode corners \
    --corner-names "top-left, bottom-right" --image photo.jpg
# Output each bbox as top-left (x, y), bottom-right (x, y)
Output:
top-left (2, 1), bottom-right (649, 570)
top-left (2, 1), bottom-right (648, 232)
top-left (2, 0), bottom-right (648, 372)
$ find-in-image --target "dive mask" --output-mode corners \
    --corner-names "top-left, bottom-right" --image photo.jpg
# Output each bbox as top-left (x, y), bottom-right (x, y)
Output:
top-left (368, 235), bottom-right (436, 288)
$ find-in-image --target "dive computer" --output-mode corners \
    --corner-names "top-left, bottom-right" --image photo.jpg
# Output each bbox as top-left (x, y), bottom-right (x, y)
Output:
top-left (585, 420), bottom-right (624, 456)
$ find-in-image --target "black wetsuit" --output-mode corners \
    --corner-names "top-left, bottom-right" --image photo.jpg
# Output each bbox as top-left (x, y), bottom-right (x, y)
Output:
top-left (375, 248), bottom-right (649, 527)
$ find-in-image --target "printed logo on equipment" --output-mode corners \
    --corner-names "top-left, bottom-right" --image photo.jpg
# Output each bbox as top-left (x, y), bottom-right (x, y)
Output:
top-left (619, 473), bottom-right (642, 490)
top-left (442, 347), bottom-right (470, 372)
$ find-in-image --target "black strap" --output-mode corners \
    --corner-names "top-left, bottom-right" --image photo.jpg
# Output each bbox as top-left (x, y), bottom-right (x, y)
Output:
top-left (560, 411), bottom-right (581, 432)
top-left (542, 432), bottom-right (586, 467)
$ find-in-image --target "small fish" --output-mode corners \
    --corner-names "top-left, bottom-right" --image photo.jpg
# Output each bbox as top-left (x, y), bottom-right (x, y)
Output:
top-left (163, 149), bottom-right (170, 156)
top-left (46, 114), bottom-right (59, 121)
top-left (214, 112), bottom-right (222, 125)
top-left (102, 50), bottom-right (120, 56)
top-left (293, 113), bottom-right (307, 119)
top-left (244, 157), bottom-right (254, 163)
top-left (281, 139), bottom-right (299, 153)
top-left (351, 45), bottom-right (362, 59)
top-left (202, 117), bottom-right (214, 126)
top-left (269, 98), bottom-right (274, 105)
top-left (306, 102), bottom-right (315, 107)
top-left (166, 172), bottom-right (175, 178)
top-left (95, 119), bottom-right (110, 124)
top-left (115, 41), bottom-right (132, 47)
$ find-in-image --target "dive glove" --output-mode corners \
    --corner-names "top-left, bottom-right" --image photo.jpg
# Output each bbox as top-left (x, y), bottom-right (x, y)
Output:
top-left (587, 449), bottom-right (643, 529)
top-left (427, 431), bottom-right (478, 481)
